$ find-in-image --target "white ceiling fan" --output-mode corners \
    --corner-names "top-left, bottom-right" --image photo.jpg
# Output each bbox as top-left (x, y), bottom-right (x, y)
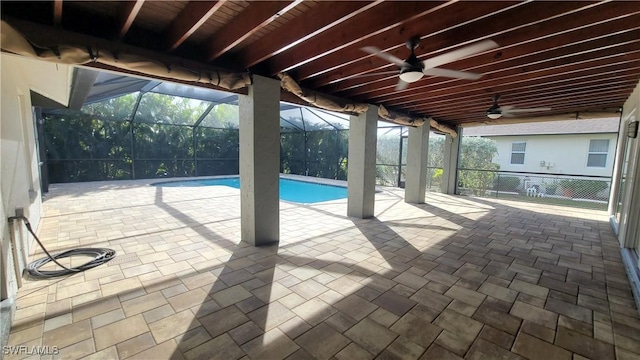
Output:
top-left (486, 95), bottom-right (552, 119)
top-left (361, 36), bottom-right (499, 90)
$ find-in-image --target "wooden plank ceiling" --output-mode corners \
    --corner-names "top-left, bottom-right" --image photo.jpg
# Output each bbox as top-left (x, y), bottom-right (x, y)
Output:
top-left (2, 1), bottom-right (639, 127)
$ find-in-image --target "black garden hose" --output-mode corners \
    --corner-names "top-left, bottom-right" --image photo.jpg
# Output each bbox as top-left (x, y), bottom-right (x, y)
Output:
top-left (9, 216), bottom-right (116, 279)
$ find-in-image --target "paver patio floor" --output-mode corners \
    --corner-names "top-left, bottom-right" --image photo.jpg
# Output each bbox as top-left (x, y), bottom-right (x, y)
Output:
top-left (5, 178), bottom-right (640, 359)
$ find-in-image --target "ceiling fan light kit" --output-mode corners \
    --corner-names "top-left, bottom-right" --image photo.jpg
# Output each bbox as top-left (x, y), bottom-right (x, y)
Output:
top-left (399, 70), bottom-right (424, 83)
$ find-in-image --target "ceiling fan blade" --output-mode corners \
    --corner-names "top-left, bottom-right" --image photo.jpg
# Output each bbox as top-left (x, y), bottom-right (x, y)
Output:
top-left (423, 67), bottom-right (483, 80)
top-left (361, 46), bottom-right (407, 67)
top-left (422, 40), bottom-right (499, 69)
top-left (395, 79), bottom-right (409, 91)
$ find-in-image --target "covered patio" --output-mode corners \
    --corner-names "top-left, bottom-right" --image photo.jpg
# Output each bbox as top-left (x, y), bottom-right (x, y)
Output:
top-left (6, 179), bottom-right (638, 359)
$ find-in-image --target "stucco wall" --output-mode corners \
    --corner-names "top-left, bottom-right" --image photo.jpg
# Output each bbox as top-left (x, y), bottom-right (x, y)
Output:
top-left (1, 54), bottom-right (71, 301)
top-left (484, 133), bottom-right (618, 176)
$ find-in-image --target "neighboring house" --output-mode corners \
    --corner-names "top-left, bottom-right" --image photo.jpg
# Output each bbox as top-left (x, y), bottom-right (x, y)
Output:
top-left (463, 117), bottom-right (619, 176)
top-left (462, 117), bottom-right (619, 197)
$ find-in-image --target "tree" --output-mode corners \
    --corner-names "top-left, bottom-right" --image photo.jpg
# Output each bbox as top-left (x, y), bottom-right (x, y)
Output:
top-left (197, 126), bottom-right (239, 175)
top-left (280, 117), bottom-right (349, 180)
top-left (44, 113), bottom-right (132, 182)
top-left (375, 127), bottom-right (402, 185)
top-left (428, 135), bottom-right (445, 168)
top-left (45, 92), bottom-right (246, 182)
top-left (458, 136), bottom-right (500, 195)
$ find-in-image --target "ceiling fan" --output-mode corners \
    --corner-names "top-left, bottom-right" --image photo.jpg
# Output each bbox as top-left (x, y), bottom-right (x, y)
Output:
top-left (486, 95), bottom-right (552, 119)
top-left (361, 37), bottom-right (498, 90)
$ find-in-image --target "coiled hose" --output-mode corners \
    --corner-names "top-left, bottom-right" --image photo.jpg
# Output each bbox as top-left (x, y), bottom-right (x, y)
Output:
top-left (10, 216), bottom-right (116, 278)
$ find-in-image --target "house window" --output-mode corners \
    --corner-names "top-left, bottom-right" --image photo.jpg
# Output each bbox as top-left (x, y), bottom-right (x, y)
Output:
top-left (510, 142), bottom-right (526, 165)
top-left (587, 139), bottom-right (609, 167)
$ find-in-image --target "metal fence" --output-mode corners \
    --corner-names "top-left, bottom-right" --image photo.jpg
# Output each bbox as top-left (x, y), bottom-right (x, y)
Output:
top-left (376, 164), bottom-right (443, 191)
top-left (456, 169), bottom-right (611, 210)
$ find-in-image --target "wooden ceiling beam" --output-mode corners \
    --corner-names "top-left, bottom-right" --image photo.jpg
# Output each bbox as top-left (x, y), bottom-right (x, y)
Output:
top-left (308, 1), bottom-right (595, 87)
top-left (400, 65), bottom-right (640, 111)
top-left (345, 23), bottom-right (640, 100)
top-left (402, 68), bottom-right (640, 109)
top-left (236, 1), bottom-right (379, 69)
top-left (433, 94), bottom-right (628, 120)
top-left (452, 102), bottom-right (624, 125)
top-left (438, 107), bottom-right (623, 125)
top-left (422, 85), bottom-right (635, 115)
top-left (204, 0), bottom-right (301, 62)
top-left (406, 80), bottom-right (639, 115)
top-left (264, 1), bottom-right (451, 75)
top-left (447, 99), bottom-right (627, 125)
top-left (298, 1), bottom-right (520, 83)
top-left (308, 1), bottom-right (620, 88)
top-left (363, 44), bottom-right (640, 106)
top-left (417, 81), bottom-right (638, 114)
top-left (381, 57), bottom-right (640, 121)
top-left (385, 60), bottom-right (640, 116)
top-left (427, 91), bottom-right (631, 121)
top-left (331, 7), bottom-right (640, 95)
top-left (165, 1), bottom-right (226, 51)
top-left (117, 0), bottom-right (145, 40)
top-left (53, 0), bottom-right (62, 26)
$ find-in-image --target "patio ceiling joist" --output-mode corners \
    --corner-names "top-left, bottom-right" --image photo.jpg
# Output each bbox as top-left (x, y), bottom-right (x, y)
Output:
top-left (117, 0), bottom-right (145, 40)
top-left (374, 52), bottom-right (640, 107)
top-left (299, 0), bottom-right (521, 84)
top-left (447, 89), bottom-right (632, 117)
top-left (423, 80), bottom-right (640, 114)
top-left (53, 0), bottom-right (62, 26)
top-left (264, 1), bottom-right (449, 75)
top-left (309, 1), bottom-right (616, 89)
top-left (410, 67), bottom-right (640, 109)
top-left (204, 0), bottom-right (302, 62)
top-left (235, 1), bottom-right (378, 69)
top-left (324, 7), bottom-right (640, 94)
top-left (165, 0), bottom-right (226, 52)
top-left (407, 69), bottom-right (639, 123)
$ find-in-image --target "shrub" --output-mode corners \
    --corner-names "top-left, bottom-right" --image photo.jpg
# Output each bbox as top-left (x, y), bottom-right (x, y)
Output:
top-left (495, 176), bottom-right (520, 191)
top-left (560, 179), bottom-right (608, 199)
top-left (433, 168), bottom-right (443, 181)
top-left (545, 183), bottom-right (558, 195)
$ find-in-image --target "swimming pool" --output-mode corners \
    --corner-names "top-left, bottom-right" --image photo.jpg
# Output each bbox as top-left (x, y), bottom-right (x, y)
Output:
top-left (154, 177), bottom-right (348, 204)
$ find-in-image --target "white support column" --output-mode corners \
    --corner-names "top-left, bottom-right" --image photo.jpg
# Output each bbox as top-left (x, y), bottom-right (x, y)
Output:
top-left (348, 105), bottom-right (378, 218)
top-left (441, 129), bottom-right (461, 195)
top-left (405, 125), bottom-right (430, 203)
top-left (239, 75), bottom-right (280, 246)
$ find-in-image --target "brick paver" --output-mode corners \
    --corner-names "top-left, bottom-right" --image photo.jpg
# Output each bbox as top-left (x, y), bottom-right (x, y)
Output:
top-left (5, 176), bottom-right (639, 359)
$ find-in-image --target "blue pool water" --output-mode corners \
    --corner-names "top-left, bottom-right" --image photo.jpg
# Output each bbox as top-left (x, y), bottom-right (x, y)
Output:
top-left (154, 177), bottom-right (348, 204)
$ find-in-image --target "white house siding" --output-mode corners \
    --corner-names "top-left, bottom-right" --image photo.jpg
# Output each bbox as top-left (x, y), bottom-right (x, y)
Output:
top-left (484, 133), bottom-right (618, 176)
top-left (0, 54), bottom-right (71, 303)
